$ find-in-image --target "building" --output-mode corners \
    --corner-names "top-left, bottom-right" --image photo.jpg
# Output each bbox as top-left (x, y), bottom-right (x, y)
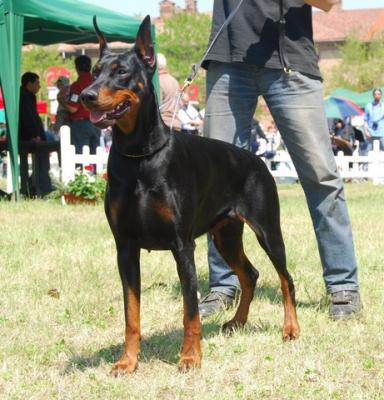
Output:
top-left (313, 0), bottom-right (384, 71)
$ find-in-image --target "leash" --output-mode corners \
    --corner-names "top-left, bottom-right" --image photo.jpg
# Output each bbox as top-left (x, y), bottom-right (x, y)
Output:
top-left (129, 0), bottom-right (291, 156)
top-left (180, 0), bottom-right (245, 94)
top-left (167, 0), bottom-right (245, 132)
top-left (165, 0), bottom-right (292, 132)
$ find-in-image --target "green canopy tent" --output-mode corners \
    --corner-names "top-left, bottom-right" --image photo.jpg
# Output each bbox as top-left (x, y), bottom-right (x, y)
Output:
top-left (0, 0), bottom-right (158, 198)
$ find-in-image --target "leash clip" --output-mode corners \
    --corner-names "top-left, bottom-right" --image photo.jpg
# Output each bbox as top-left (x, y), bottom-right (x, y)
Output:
top-left (182, 63), bottom-right (198, 91)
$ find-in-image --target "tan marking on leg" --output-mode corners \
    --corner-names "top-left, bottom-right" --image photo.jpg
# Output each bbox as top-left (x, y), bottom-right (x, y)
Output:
top-left (278, 272), bottom-right (300, 340)
top-left (112, 288), bottom-right (141, 375)
top-left (178, 309), bottom-right (201, 372)
top-left (211, 222), bottom-right (254, 333)
top-left (222, 250), bottom-right (255, 333)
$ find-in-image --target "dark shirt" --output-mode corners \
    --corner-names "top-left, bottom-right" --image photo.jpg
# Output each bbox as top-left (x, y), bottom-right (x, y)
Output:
top-left (19, 87), bottom-right (45, 141)
top-left (203, 0), bottom-right (321, 78)
top-left (68, 72), bottom-right (92, 121)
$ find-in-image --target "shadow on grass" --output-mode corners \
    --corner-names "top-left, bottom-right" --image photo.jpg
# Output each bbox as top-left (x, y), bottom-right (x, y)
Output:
top-left (64, 283), bottom-right (328, 374)
top-left (63, 313), bottom-right (283, 374)
top-left (254, 283), bottom-right (329, 311)
top-left (170, 275), bottom-right (328, 312)
top-left (64, 321), bottom-right (221, 374)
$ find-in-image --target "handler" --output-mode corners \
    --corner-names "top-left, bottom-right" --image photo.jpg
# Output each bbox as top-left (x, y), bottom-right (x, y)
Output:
top-left (199, 0), bottom-right (362, 320)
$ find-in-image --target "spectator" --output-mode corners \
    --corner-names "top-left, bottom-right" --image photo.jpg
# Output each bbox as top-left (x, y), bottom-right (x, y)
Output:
top-left (19, 72), bottom-right (54, 196)
top-left (58, 55), bottom-right (100, 154)
top-left (199, 0), bottom-right (361, 320)
top-left (100, 126), bottom-right (113, 152)
top-left (178, 93), bottom-right (203, 135)
top-left (331, 119), bottom-right (353, 155)
top-left (364, 88), bottom-right (384, 151)
top-left (157, 53), bottom-right (182, 131)
top-left (53, 76), bottom-right (70, 137)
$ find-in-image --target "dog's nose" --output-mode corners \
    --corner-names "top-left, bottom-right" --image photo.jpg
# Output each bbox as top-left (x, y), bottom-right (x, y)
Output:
top-left (80, 89), bottom-right (98, 105)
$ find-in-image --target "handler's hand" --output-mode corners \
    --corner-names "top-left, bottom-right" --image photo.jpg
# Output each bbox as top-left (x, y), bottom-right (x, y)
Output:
top-left (304, 0), bottom-right (338, 12)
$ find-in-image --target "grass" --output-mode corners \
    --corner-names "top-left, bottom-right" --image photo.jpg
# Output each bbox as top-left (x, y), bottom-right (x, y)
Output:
top-left (0, 183), bottom-right (383, 399)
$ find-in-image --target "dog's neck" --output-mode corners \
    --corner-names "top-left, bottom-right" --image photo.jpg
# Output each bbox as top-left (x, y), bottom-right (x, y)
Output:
top-left (111, 87), bottom-right (170, 158)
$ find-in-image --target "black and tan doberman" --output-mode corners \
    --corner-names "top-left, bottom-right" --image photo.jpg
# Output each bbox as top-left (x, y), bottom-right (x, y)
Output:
top-left (81, 15), bottom-right (300, 375)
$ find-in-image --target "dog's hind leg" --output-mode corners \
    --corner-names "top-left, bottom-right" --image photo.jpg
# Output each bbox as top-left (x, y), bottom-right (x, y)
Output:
top-left (112, 241), bottom-right (141, 375)
top-left (172, 242), bottom-right (202, 372)
top-left (210, 219), bottom-right (259, 333)
top-left (240, 190), bottom-right (300, 340)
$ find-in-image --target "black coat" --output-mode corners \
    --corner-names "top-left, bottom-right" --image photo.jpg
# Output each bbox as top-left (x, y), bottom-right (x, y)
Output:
top-left (19, 87), bottom-right (45, 141)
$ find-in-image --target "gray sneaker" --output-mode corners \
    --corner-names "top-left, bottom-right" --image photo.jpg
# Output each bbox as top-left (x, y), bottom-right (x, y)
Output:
top-left (198, 291), bottom-right (235, 318)
top-left (329, 290), bottom-right (362, 320)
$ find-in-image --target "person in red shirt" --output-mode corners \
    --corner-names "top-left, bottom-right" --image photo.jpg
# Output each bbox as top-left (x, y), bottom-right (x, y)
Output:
top-left (59, 55), bottom-right (100, 154)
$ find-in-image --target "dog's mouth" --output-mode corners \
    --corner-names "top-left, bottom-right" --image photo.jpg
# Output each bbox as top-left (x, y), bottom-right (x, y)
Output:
top-left (89, 100), bottom-right (131, 128)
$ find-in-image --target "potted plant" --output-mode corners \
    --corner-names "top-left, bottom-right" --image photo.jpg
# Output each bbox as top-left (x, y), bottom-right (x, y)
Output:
top-left (52, 168), bottom-right (107, 205)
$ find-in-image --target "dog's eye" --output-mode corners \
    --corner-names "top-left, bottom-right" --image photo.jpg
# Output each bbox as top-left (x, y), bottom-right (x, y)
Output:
top-left (117, 68), bottom-right (127, 75)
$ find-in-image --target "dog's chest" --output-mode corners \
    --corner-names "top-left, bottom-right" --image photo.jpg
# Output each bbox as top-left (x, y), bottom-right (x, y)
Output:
top-left (107, 183), bottom-right (178, 249)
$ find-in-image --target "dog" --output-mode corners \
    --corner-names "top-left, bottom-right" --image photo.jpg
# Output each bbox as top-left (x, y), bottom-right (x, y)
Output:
top-left (80, 15), bottom-right (300, 375)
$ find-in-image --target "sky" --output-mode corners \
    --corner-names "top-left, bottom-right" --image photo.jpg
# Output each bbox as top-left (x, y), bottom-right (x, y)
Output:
top-left (84, 0), bottom-right (384, 18)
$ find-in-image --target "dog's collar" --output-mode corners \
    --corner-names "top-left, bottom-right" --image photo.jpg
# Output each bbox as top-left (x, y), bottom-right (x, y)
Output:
top-left (113, 136), bottom-right (170, 159)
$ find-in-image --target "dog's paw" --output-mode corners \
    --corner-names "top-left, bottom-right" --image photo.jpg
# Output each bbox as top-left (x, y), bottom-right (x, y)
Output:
top-left (178, 354), bottom-right (202, 373)
top-left (111, 355), bottom-right (138, 376)
top-left (282, 323), bottom-right (300, 341)
top-left (221, 319), bottom-right (245, 335)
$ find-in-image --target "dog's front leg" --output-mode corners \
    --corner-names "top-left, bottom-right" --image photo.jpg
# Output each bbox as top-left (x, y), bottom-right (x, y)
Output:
top-left (172, 243), bottom-right (202, 372)
top-left (112, 242), bottom-right (141, 376)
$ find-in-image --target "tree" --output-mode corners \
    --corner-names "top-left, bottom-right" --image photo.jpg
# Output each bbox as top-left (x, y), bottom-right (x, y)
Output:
top-left (329, 34), bottom-right (384, 92)
top-left (21, 45), bottom-right (75, 101)
top-left (157, 12), bottom-right (211, 104)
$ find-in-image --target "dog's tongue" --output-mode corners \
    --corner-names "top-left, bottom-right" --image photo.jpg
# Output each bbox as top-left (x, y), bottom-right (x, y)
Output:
top-left (89, 110), bottom-right (107, 124)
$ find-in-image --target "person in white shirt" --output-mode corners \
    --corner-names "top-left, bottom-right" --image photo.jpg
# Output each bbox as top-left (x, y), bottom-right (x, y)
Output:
top-left (178, 93), bottom-right (203, 135)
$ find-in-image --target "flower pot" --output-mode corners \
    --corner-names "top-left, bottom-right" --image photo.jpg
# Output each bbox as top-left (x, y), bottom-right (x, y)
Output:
top-left (63, 192), bottom-right (97, 205)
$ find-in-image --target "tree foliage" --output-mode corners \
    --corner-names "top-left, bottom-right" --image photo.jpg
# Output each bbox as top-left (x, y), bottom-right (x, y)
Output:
top-left (157, 12), bottom-right (211, 103)
top-left (330, 34), bottom-right (384, 92)
top-left (21, 45), bottom-right (75, 101)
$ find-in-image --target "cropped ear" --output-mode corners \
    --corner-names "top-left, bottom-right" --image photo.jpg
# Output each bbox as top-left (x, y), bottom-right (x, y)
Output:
top-left (93, 15), bottom-right (109, 58)
top-left (134, 15), bottom-right (156, 71)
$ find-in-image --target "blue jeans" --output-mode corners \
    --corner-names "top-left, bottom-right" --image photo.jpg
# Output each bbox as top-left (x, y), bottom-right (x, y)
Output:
top-left (367, 136), bottom-right (384, 152)
top-left (204, 62), bottom-right (359, 295)
top-left (70, 119), bottom-right (100, 154)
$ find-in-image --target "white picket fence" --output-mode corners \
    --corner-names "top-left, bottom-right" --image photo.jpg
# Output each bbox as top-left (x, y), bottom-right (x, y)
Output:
top-left (264, 140), bottom-right (384, 185)
top-left (4, 129), bottom-right (384, 193)
top-left (60, 126), bottom-right (108, 184)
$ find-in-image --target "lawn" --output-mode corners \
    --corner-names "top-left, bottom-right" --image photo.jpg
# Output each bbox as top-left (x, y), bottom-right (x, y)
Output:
top-left (0, 183), bottom-right (383, 399)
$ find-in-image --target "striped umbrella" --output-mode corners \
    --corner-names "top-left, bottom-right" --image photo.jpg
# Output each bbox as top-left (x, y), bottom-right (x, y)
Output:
top-left (324, 96), bottom-right (363, 119)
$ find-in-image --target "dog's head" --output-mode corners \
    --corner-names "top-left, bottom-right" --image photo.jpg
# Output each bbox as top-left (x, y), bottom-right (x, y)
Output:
top-left (81, 16), bottom-right (156, 132)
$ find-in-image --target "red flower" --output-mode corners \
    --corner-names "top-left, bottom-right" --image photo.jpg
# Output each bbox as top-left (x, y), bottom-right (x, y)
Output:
top-left (84, 165), bottom-right (93, 172)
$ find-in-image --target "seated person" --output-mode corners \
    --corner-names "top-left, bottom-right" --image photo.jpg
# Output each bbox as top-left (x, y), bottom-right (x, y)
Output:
top-left (178, 93), bottom-right (203, 135)
top-left (19, 72), bottom-right (54, 196)
top-left (331, 118), bottom-right (353, 155)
